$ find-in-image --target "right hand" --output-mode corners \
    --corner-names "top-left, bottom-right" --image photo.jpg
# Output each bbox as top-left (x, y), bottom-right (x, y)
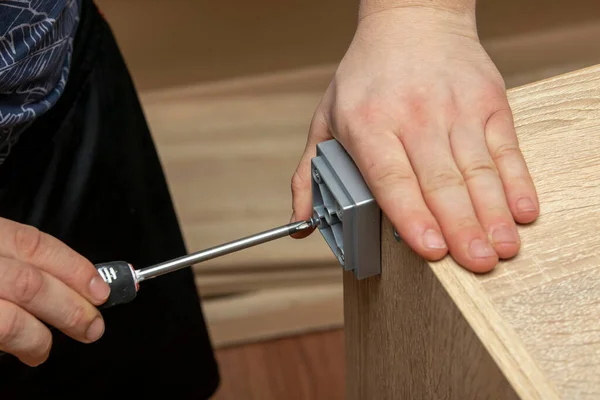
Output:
top-left (0, 217), bottom-right (110, 366)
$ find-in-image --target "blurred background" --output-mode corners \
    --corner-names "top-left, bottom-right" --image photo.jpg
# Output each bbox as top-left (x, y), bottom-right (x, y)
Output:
top-left (94, 1), bottom-right (600, 398)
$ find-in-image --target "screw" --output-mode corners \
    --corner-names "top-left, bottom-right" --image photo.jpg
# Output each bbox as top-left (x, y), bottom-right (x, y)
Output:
top-left (337, 206), bottom-right (343, 219)
top-left (393, 228), bottom-right (401, 242)
top-left (313, 169), bottom-right (321, 183)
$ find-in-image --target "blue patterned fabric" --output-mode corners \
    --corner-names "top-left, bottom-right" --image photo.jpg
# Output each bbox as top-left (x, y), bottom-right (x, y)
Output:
top-left (0, 0), bottom-right (81, 163)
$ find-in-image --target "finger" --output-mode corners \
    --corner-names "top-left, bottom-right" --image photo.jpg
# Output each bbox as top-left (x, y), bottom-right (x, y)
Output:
top-left (485, 108), bottom-right (539, 224)
top-left (342, 129), bottom-right (448, 261)
top-left (0, 299), bottom-right (52, 367)
top-left (0, 257), bottom-right (105, 344)
top-left (290, 107), bottom-right (332, 238)
top-left (401, 125), bottom-right (498, 273)
top-left (0, 219), bottom-right (110, 305)
top-left (450, 118), bottom-right (520, 259)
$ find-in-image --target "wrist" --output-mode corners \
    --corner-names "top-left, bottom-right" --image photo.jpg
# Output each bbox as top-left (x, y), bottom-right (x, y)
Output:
top-left (359, 0), bottom-right (476, 21)
top-left (357, 1), bottom-right (478, 37)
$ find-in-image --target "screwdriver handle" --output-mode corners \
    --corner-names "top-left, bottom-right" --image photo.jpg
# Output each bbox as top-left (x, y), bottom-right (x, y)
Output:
top-left (0, 261), bottom-right (138, 358)
top-left (94, 261), bottom-right (139, 309)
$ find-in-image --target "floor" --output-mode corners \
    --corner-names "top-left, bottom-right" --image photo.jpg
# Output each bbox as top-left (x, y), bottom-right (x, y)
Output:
top-left (211, 329), bottom-right (345, 400)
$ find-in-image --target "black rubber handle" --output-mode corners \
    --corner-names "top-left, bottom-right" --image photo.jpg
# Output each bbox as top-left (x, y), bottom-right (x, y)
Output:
top-left (94, 261), bottom-right (139, 309)
top-left (0, 261), bottom-right (139, 358)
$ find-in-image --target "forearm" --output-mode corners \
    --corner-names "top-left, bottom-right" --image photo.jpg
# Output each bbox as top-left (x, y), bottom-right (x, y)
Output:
top-left (359, 0), bottom-right (476, 20)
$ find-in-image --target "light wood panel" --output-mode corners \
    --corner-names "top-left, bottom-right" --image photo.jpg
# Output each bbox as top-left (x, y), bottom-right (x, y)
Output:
top-left (344, 65), bottom-right (600, 399)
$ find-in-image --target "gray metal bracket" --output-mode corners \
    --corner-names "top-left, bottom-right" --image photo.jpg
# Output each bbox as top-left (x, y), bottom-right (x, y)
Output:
top-left (311, 139), bottom-right (381, 279)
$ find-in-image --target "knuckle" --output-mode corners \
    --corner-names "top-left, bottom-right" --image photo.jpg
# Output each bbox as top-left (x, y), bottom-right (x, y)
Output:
top-left (491, 142), bottom-right (521, 162)
top-left (491, 74), bottom-right (507, 92)
top-left (344, 126), bottom-right (363, 148)
top-left (477, 85), bottom-right (510, 115)
top-left (14, 225), bottom-right (43, 262)
top-left (484, 80), bottom-right (507, 98)
top-left (0, 303), bottom-right (21, 344)
top-left (65, 255), bottom-right (91, 284)
top-left (422, 169), bottom-right (466, 195)
top-left (479, 74), bottom-right (507, 98)
top-left (334, 103), bottom-right (377, 142)
top-left (453, 216), bottom-right (480, 232)
top-left (12, 265), bottom-right (44, 305)
top-left (460, 159), bottom-right (498, 183)
top-left (336, 114), bottom-right (363, 148)
top-left (64, 303), bottom-right (89, 331)
top-left (367, 163), bottom-right (414, 189)
top-left (291, 170), bottom-right (307, 194)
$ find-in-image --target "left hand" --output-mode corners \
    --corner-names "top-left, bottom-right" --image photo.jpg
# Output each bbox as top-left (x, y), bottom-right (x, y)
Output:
top-left (288, 7), bottom-right (539, 273)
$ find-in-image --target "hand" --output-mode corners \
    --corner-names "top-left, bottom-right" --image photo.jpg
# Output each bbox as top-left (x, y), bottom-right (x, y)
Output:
top-left (290, 7), bottom-right (539, 273)
top-left (0, 217), bottom-right (110, 366)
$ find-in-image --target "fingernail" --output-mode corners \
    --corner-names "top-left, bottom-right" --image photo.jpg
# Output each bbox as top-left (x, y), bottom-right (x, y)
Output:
top-left (516, 197), bottom-right (536, 213)
top-left (89, 276), bottom-right (110, 302)
top-left (491, 225), bottom-right (519, 244)
top-left (86, 317), bottom-right (105, 342)
top-left (469, 239), bottom-right (496, 259)
top-left (289, 211), bottom-right (296, 223)
top-left (422, 229), bottom-right (446, 249)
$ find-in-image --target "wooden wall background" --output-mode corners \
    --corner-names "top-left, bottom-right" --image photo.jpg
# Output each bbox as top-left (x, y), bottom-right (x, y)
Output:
top-left (94, 0), bottom-right (600, 348)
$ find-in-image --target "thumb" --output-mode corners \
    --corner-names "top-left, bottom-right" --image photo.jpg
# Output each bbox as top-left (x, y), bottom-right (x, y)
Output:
top-left (290, 108), bottom-right (331, 238)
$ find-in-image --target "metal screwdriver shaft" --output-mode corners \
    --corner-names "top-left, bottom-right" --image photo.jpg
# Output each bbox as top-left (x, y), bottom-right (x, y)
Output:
top-left (135, 217), bottom-right (320, 283)
top-left (94, 217), bottom-right (320, 309)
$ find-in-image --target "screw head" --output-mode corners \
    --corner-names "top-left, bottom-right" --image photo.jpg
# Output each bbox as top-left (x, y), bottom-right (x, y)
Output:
top-left (393, 228), bottom-right (401, 242)
top-left (313, 169), bottom-right (321, 183)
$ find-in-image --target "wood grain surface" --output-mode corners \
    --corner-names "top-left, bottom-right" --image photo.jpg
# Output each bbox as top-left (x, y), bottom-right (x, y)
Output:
top-left (345, 65), bottom-right (600, 399)
top-left (213, 329), bottom-right (345, 400)
top-left (344, 235), bottom-right (521, 400)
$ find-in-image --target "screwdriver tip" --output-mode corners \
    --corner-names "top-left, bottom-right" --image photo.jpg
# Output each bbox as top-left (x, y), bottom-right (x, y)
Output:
top-left (289, 217), bottom-right (320, 235)
top-left (310, 216), bottom-right (321, 228)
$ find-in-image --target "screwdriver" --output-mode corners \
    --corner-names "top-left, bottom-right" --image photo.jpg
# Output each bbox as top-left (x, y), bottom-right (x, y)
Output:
top-left (0, 218), bottom-right (321, 358)
top-left (94, 217), bottom-right (320, 309)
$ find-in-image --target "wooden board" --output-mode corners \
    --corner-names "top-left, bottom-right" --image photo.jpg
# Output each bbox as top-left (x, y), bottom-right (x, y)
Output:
top-left (344, 65), bottom-right (600, 399)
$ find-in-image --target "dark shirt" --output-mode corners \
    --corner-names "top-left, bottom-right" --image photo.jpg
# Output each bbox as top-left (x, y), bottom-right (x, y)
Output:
top-left (0, 0), bottom-right (80, 164)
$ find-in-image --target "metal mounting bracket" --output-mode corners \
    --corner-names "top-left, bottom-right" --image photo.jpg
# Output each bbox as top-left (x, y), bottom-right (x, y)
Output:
top-left (311, 139), bottom-right (381, 279)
